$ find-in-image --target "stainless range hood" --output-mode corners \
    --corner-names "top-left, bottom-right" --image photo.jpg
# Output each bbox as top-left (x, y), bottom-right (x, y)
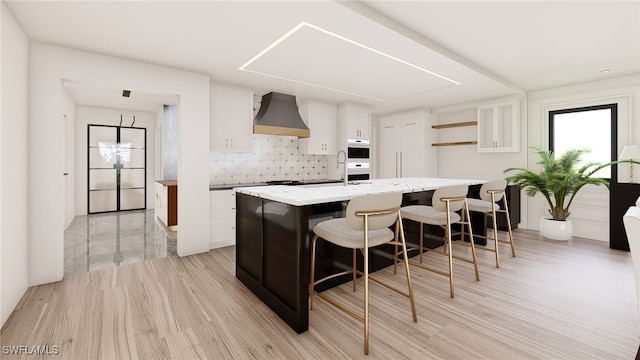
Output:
top-left (253, 92), bottom-right (310, 138)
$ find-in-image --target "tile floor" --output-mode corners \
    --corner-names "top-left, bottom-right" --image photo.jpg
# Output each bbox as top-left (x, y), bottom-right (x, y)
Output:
top-left (64, 209), bottom-right (177, 275)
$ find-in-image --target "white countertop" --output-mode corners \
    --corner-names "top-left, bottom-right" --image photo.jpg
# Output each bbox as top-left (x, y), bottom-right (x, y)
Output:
top-left (234, 177), bottom-right (487, 206)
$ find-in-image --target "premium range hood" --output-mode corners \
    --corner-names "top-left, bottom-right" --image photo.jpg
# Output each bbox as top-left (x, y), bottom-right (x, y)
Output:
top-left (253, 92), bottom-right (310, 138)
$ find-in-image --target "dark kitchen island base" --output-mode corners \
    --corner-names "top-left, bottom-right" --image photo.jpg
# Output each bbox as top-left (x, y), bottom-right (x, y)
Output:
top-left (235, 184), bottom-right (519, 333)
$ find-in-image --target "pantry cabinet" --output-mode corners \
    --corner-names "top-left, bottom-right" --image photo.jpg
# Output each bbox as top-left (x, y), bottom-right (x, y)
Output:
top-left (378, 110), bottom-right (437, 179)
top-left (298, 101), bottom-right (338, 155)
top-left (210, 85), bottom-right (253, 152)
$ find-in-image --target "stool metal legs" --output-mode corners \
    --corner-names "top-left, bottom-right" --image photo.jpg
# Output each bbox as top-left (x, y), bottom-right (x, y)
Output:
top-left (394, 199), bottom-right (479, 298)
top-left (309, 210), bottom-right (416, 355)
top-left (463, 191), bottom-right (516, 268)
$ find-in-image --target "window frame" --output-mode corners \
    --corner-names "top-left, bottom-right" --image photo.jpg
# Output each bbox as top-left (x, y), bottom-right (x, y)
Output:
top-left (549, 103), bottom-right (618, 181)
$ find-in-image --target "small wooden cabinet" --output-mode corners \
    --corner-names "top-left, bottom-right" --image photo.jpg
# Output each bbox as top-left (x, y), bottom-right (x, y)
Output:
top-left (298, 100), bottom-right (338, 155)
top-left (155, 180), bottom-right (177, 230)
top-left (210, 189), bottom-right (236, 249)
top-left (210, 84), bottom-right (253, 152)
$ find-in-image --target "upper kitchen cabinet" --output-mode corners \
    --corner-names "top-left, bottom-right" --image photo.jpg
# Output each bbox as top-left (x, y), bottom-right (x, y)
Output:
top-left (298, 100), bottom-right (338, 155)
top-left (378, 110), bottom-right (437, 179)
top-left (210, 84), bottom-right (253, 152)
top-left (339, 104), bottom-right (371, 140)
top-left (477, 101), bottom-right (520, 153)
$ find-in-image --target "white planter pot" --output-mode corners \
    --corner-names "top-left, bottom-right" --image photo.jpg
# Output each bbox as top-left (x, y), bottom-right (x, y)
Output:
top-left (539, 217), bottom-right (573, 240)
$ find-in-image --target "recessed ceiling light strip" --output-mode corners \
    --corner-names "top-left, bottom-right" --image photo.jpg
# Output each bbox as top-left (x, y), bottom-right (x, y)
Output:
top-left (240, 67), bottom-right (385, 102)
top-left (239, 21), bottom-right (460, 99)
top-left (301, 22), bottom-right (459, 86)
top-left (239, 22), bottom-right (308, 71)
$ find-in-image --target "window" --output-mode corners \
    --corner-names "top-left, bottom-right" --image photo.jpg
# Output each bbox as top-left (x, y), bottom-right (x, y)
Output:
top-left (549, 104), bottom-right (617, 179)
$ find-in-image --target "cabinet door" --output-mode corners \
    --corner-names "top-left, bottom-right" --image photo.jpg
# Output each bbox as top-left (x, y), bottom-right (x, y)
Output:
top-left (346, 109), bottom-right (371, 140)
top-left (323, 111), bottom-right (338, 154)
top-left (299, 102), bottom-right (338, 154)
top-left (210, 89), bottom-right (231, 151)
top-left (210, 190), bottom-right (236, 248)
top-left (356, 110), bottom-right (371, 140)
top-left (477, 102), bottom-right (519, 153)
top-left (400, 121), bottom-right (424, 177)
top-left (228, 91), bottom-right (253, 152)
top-left (378, 120), bottom-right (401, 179)
top-left (299, 104), bottom-right (322, 154)
top-left (210, 88), bottom-right (253, 152)
top-left (155, 182), bottom-right (168, 226)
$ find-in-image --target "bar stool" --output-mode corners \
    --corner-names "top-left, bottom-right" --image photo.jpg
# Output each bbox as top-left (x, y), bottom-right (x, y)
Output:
top-left (397, 184), bottom-right (479, 298)
top-left (464, 180), bottom-right (515, 268)
top-left (309, 192), bottom-right (417, 355)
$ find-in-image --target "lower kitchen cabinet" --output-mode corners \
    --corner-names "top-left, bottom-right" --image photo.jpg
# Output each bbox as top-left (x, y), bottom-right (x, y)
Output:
top-left (210, 189), bottom-right (236, 249)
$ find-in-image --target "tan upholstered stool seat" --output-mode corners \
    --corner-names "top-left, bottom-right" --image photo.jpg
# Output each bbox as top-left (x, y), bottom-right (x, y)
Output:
top-left (401, 205), bottom-right (461, 225)
top-left (313, 219), bottom-right (394, 249)
top-left (466, 198), bottom-right (500, 213)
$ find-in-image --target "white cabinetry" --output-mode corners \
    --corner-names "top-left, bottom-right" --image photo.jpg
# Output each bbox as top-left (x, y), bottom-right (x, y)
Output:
top-left (298, 101), bottom-right (338, 155)
top-left (378, 110), bottom-right (437, 179)
top-left (477, 102), bottom-right (520, 152)
top-left (209, 189), bottom-right (236, 249)
top-left (339, 104), bottom-right (370, 140)
top-left (210, 84), bottom-right (253, 152)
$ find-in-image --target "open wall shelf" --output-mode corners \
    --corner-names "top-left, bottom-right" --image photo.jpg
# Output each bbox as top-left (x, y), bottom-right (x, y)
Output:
top-left (432, 141), bottom-right (478, 147)
top-left (432, 120), bottom-right (477, 146)
top-left (431, 120), bottom-right (477, 129)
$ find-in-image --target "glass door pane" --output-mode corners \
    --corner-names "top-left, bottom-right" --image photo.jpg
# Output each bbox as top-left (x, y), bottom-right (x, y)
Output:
top-left (89, 126), bottom-right (118, 213)
top-left (88, 125), bottom-right (146, 213)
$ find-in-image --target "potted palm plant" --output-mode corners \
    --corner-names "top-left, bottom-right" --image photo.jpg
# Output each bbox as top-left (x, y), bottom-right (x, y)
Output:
top-left (504, 148), bottom-right (639, 240)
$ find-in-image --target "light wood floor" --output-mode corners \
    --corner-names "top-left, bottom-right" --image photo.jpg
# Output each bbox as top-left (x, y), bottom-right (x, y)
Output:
top-left (2, 229), bottom-right (639, 359)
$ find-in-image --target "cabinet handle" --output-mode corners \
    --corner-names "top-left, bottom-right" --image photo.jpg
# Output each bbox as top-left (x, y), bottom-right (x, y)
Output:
top-left (230, 138), bottom-right (233, 148)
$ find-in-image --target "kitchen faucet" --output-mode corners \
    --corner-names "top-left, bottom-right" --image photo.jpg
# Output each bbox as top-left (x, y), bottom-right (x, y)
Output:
top-left (337, 150), bottom-right (348, 186)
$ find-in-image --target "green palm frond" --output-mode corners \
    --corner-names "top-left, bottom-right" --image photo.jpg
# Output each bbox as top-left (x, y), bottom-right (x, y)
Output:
top-left (504, 147), bottom-right (640, 221)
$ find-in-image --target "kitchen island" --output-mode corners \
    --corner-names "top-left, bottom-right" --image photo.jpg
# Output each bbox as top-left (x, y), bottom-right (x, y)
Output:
top-left (235, 178), bottom-right (514, 333)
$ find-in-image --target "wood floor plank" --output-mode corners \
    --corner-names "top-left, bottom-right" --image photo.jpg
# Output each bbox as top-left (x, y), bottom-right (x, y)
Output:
top-left (1, 229), bottom-right (638, 359)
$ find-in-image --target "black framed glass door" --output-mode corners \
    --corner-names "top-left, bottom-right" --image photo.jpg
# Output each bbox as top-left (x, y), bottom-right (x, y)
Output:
top-left (88, 125), bottom-right (147, 214)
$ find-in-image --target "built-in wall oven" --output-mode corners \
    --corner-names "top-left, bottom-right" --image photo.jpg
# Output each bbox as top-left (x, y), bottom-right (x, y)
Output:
top-left (347, 139), bottom-right (370, 181)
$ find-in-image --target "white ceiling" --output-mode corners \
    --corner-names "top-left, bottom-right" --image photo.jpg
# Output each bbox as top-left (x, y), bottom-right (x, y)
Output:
top-left (5, 1), bottom-right (639, 115)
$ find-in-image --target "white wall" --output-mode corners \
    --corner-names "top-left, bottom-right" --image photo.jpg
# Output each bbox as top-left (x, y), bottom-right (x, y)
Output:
top-left (62, 89), bottom-right (76, 229)
top-left (433, 96), bottom-right (529, 182)
top-left (1, 2), bottom-right (29, 328)
top-left (29, 42), bottom-right (210, 286)
top-left (526, 73), bottom-right (640, 241)
top-left (74, 106), bottom-right (157, 215)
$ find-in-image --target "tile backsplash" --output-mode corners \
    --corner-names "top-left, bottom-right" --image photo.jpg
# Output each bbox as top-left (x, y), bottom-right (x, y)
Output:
top-left (209, 134), bottom-right (328, 185)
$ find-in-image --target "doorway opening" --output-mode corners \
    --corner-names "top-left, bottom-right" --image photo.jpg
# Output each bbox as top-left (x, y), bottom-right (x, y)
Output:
top-left (88, 124), bottom-right (147, 214)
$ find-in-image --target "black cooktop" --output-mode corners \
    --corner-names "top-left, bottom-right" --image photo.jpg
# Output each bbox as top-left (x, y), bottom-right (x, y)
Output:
top-left (266, 180), bottom-right (303, 185)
